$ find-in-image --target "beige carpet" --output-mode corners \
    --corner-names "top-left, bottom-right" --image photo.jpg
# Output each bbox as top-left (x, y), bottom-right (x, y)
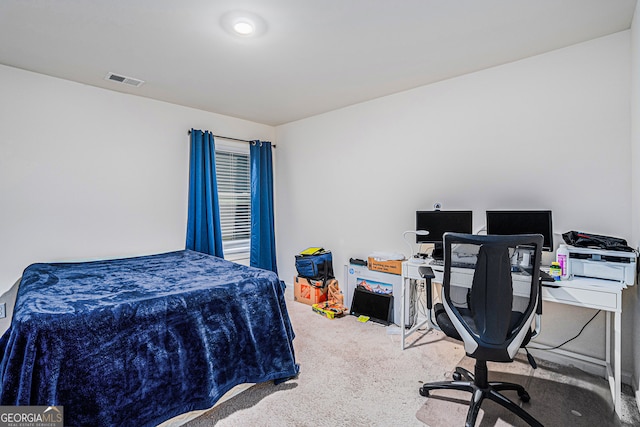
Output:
top-left (183, 288), bottom-right (639, 427)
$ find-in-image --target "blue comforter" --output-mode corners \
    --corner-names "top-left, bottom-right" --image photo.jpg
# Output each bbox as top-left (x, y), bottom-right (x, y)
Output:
top-left (0, 250), bottom-right (299, 426)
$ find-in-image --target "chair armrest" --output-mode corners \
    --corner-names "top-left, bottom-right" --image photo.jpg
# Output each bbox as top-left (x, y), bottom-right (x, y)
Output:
top-left (418, 266), bottom-right (435, 280)
top-left (418, 266), bottom-right (435, 310)
top-left (531, 313), bottom-right (542, 339)
top-left (530, 279), bottom-right (543, 339)
top-left (536, 279), bottom-right (543, 315)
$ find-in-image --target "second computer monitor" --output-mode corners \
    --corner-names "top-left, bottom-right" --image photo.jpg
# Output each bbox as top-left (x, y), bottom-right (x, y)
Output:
top-left (415, 210), bottom-right (473, 260)
top-left (485, 210), bottom-right (553, 251)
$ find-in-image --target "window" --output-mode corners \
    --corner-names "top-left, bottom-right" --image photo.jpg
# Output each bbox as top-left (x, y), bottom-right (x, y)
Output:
top-left (215, 140), bottom-right (250, 262)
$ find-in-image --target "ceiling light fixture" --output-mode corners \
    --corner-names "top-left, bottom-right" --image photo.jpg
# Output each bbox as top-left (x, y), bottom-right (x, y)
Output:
top-left (221, 11), bottom-right (266, 38)
top-left (232, 21), bottom-right (254, 36)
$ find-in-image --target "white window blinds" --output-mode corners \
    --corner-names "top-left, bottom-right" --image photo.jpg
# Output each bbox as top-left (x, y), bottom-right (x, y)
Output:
top-left (215, 141), bottom-right (250, 258)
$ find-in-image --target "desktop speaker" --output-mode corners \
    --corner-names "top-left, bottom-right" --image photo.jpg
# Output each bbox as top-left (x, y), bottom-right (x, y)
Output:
top-left (350, 286), bottom-right (393, 325)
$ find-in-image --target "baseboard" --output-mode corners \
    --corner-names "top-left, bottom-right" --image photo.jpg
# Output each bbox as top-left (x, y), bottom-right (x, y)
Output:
top-left (527, 347), bottom-right (633, 387)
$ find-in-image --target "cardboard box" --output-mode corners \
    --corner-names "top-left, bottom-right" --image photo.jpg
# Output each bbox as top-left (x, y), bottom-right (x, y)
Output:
top-left (367, 257), bottom-right (403, 275)
top-left (294, 276), bottom-right (328, 305)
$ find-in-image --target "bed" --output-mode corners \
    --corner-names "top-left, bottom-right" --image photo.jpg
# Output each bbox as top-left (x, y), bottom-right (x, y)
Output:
top-left (0, 250), bottom-right (299, 427)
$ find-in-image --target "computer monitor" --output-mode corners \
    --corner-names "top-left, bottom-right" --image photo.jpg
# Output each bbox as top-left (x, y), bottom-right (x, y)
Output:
top-left (485, 210), bottom-right (553, 251)
top-left (415, 210), bottom-right (473, 260)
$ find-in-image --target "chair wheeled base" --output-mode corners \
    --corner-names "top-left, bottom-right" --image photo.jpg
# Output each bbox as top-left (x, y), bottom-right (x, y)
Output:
top-left (419, 360), bottom-right (543, 427)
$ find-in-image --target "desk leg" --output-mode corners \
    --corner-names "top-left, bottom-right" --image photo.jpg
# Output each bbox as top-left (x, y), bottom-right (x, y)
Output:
top-left (605, 310), bottom-right (622, 415)
top-left (614, 311), bottom-right (621, 415)
top-left (401, 277), bottom-right (406, 350)
top-left (605, 312), bottom-right (611, 369)
top-left (400, 277), bottom-right (432, 350)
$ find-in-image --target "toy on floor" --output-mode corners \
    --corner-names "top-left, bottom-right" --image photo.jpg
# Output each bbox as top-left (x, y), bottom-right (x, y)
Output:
top-left (311, 280), bottom-right (348, 319)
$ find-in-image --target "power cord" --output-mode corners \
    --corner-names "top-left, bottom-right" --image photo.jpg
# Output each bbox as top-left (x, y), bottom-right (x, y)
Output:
top-left (406, 280), bottom-right (435, 331)
top-left (530, 309), bottom-right (602, 351)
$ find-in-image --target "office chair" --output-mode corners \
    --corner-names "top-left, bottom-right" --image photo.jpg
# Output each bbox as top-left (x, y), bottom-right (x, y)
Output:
top-left (418, 233), bottom-right (544, 427)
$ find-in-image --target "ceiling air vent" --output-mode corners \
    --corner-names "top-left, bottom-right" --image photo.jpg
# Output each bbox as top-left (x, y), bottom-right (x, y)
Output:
top-left (104, 72), bottom-right (145, 87)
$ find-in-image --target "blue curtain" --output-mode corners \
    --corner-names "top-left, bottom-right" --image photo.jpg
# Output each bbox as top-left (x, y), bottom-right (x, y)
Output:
top-left (250, 141), bottom-right (278, 273)
top-left (186, 130), bottom-right (224, 257)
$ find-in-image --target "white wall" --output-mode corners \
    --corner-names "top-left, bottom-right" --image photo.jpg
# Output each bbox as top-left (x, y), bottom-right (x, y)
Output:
top-left (630, 1), bottom-right (640, 409)
top-left (275, 32), bottom-right (633, 376)
top-left (0, 64), bottom-right (275, 294)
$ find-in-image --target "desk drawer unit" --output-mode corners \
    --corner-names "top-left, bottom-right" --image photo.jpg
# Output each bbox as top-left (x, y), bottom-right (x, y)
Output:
top-left (542, 285), bottom-right (619, 311)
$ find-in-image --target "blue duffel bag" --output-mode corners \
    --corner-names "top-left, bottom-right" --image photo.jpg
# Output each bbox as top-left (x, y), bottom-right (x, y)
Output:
top-left (295, 249), bottom-right (334, 283)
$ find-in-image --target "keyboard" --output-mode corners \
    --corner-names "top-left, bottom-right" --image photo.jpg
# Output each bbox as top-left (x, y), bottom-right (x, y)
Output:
top-left (429, 259), bottom-right (476, 269)
top-left (430, 259), bottom-right (550, 280)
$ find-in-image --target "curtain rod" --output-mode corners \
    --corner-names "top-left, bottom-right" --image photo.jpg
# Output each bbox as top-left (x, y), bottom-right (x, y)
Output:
top-left (187, 130), bottom-right (276, 147)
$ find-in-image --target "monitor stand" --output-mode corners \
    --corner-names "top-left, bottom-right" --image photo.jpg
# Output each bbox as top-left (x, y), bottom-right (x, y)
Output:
top-left (431, 242), bottom-right (444, 261)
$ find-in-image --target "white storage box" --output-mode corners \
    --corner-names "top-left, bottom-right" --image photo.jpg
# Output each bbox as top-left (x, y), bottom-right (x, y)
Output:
top-left (344, 263), bottom-right (411, 326)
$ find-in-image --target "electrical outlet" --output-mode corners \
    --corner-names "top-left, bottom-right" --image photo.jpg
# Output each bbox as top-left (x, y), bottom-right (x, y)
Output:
top-left (0, 302), bottom-right (6, 319)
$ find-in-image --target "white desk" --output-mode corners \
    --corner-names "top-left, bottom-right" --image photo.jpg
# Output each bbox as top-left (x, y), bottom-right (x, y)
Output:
top-left (401, 260), bottom-right (631, 415)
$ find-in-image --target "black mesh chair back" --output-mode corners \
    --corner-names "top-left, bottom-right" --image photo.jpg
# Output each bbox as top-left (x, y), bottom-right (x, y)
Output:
top-left (442, 233), bottom-right (542, 363)
top-left (419, 232), bottom-right (544, 427)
